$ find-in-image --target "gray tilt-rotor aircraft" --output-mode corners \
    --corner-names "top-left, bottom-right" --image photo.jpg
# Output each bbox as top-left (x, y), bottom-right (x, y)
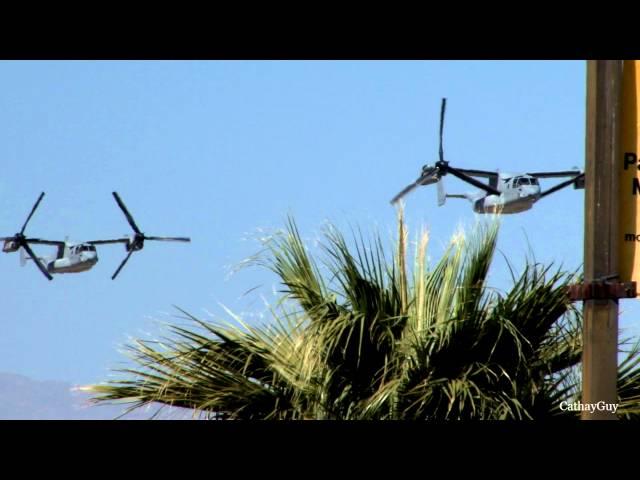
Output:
top-left (1, 192), bottom-right (190, 281)
top-left (391, 98), bottom-right (585, 213)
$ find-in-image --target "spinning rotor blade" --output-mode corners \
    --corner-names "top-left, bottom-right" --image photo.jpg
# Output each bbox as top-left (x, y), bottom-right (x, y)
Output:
top-left (21, 242), bottom-right (53, 281)
top-left (391, 98), bottom-right (450, 205)
top-left (391, 182), bottom-right (421, 205)
top-left (112, 192), bottom-right (142, 234)
top-left (22, 238), bottom-right (66, 246)
top-left (20, 192), bottom-right (45, 235)
top-left (443, 165), bottom-right (501, 196)
top-left (144, 236), bottom-right (191, 242)
top-left (434, 98), bottom-right (501, 196)
top-left (439, 98), bottom-right (446, 164)
top-left (390, 172), bottom-right (439, 205)
top-left (111, 248), bottom-right (135, 280)
top-left (538, 174), bottom-right (585, 199)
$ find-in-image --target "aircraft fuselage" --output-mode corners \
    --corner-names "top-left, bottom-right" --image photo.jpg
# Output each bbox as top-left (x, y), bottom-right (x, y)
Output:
top-left (46, 243), bottom-right (98, 274)
top-left (473, 174), bottom-right (541, 214)
top-left (17, 242), bottom-right (100, 275)
top-left (47, 253), bottom-right (98, 274)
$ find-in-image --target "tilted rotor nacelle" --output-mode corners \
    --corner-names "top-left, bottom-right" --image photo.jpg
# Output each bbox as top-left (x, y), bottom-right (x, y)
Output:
top-left (3, 237), bottom-right (21, 253)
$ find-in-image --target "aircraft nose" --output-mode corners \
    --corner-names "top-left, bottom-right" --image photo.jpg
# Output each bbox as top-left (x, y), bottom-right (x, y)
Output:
top-left (520, 186), bottom-right (541, 198)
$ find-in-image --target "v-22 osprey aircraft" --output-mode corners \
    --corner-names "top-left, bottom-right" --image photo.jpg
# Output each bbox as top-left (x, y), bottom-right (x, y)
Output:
top-left (391, 98), bottom-right (585, 213)
top-left (1, 192), bottom-right (190, 281)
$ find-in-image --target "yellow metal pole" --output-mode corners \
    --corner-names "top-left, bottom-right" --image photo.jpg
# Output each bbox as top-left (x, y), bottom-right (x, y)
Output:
top-left (618, 61), bottom-right (640, 282)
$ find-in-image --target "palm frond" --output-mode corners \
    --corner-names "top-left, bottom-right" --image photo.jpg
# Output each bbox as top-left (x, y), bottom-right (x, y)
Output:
top-left (89, 214), bottom-right (640, 420)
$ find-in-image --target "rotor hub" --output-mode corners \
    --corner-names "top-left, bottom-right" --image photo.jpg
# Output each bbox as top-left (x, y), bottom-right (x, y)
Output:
top-left (435, 160), bottom-right (449, 171)
top-left (129, 234), bottom-right (145, 251)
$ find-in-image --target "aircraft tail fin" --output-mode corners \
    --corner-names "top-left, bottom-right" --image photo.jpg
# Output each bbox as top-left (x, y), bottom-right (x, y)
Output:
top-left (437, 178), bottom-right (446, 206)
top-left (438, 178), bottom-right (473, 206)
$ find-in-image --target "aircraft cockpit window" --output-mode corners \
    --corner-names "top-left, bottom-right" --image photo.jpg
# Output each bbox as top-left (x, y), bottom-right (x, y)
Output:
top-left (530, 178), bottom-right (539, 185)
top-left (516, 178), bottom-right (531, 186)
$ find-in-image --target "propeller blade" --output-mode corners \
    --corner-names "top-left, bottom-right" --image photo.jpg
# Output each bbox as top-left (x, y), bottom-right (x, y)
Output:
top-left (439, 98), bottom-right (446, 164)
top-left (390, 172), bottom-right (439, 204)
top-left (391, 182), bottom-right (420, 205)
top-left (144, 236), bottom-right (191, 242)
top-left (21, 241), bottom-right (53, 281)
top-left (112, 249), bottom-right (135, 280)
top-left (418, 175), bottom-right (440, 187)
top-left (538, 174), bottom-right (585, 199)
top-left (112, 192), bottom-right (142, 234)
top-left (20, 192), bottom-right (45, 235)
top-left (444, 165), bottom-right (501, 196)
top-left (22, 238), bottom-right (66, 246)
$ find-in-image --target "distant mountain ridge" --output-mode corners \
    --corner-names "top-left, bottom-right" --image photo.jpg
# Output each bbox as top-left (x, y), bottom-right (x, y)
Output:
top-left (0, 372), bottom-right (194, 420)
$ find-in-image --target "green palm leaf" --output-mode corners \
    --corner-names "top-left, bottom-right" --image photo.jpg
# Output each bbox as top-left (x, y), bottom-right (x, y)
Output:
top-left (87, 210), bottom-right (640, 420)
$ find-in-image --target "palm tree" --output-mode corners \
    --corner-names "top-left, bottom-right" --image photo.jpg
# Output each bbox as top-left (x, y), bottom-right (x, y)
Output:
top-left (88, 210), bottom-right (640, 419)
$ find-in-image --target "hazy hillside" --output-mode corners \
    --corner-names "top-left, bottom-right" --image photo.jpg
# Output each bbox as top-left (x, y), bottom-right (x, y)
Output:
top-left (0, 372), bottom-right (196, 420)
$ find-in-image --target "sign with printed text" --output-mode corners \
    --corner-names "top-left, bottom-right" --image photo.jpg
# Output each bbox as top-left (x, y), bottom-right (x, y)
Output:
top-left (619, 60), bottom-right (640, 282)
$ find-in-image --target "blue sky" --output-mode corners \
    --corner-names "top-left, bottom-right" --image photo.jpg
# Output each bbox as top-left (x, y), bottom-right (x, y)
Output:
top-left (1, 60), bottom-right (633, 386)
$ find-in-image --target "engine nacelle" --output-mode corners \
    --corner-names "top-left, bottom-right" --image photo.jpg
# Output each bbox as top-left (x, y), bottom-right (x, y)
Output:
top-left (3, 239), bottom-right (19, 253)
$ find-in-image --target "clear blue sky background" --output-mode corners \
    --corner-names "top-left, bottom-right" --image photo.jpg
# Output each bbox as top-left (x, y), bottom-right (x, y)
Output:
top-left (1, 60), bottom-right (635, 387)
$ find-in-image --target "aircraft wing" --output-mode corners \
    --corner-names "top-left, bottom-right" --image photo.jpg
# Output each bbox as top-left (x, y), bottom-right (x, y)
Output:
top-left (527, 170), bottom-right (583, 178)
top-left (86, 238), bottom-right (130, 245)
top-left (24, 238), bottom-right (66, 246)
top-left (538, 173), bottom-right (585, 199)
top-left (455, 168), bottom-right (498, 179)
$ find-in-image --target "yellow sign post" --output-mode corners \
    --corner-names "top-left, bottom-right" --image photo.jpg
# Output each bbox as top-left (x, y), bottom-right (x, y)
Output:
top-left (571, 61), bottom-right (637, 420)
top-left (619, 60), bottom-right (640, 282)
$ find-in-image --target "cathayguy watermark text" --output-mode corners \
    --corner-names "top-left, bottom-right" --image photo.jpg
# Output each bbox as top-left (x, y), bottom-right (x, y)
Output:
top-left (559, 401), bottom-right (618, 414)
